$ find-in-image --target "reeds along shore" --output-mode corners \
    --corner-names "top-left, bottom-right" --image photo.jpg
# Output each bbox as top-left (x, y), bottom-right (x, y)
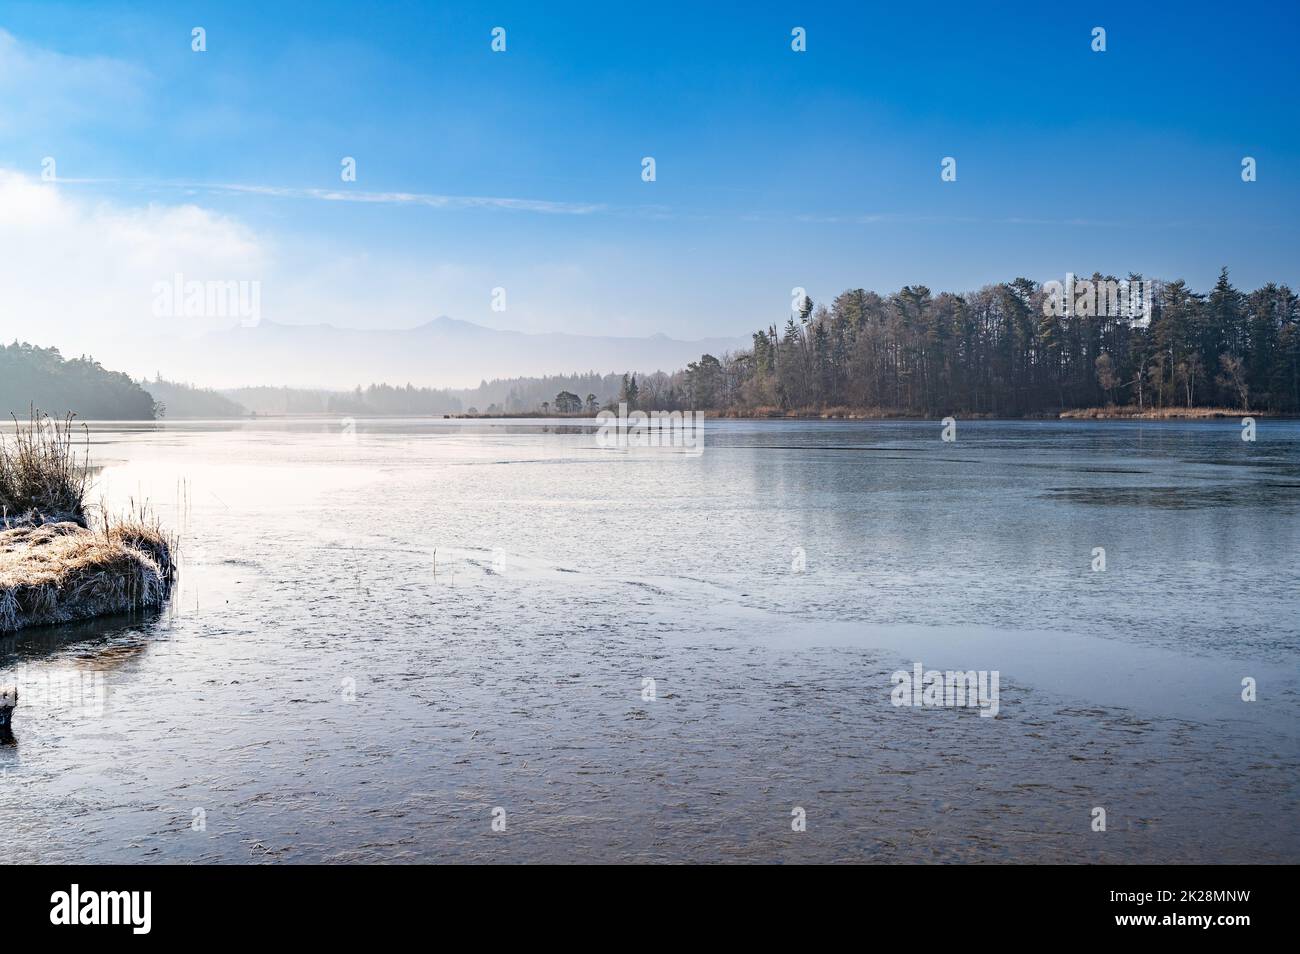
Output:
top-left (0, 411), bottom-right (88, 526)
top-left (447, 404), bottom-right (1270, 421)
top-left (1057, 405), bottom-right (1260, 419)
top-left (701, 405), bottom-right (1266, 420)
top-left (0, 411), bottom-right (177, 633)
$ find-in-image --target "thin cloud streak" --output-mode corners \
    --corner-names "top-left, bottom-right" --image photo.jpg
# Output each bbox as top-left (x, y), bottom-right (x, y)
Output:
top-left (49, 176), bottom-right (606, 215)
top-left (45, 176), bottom-right (1192, 229)
top-left (210, 183), bottom-right (607, 215)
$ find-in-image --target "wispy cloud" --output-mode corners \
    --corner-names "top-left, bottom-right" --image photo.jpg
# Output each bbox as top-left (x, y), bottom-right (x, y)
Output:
top-left (34, 172), bottom-right (1193, 232)
top-left (50, 177), bottom-right (608, 216)
top-left (0, 169), bottom-right (267, 353)
top-left (208, 183), bottom-right (607, 215)
top-left (183, 180), bottom-right (603, 215)
top-left (0, 168), bottom-right (609, 371)
top-left (0, 29), bottom-right (148, 134)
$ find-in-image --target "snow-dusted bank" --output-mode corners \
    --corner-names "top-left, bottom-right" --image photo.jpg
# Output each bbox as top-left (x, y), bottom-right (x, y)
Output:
top-left (0, 519), bottom-right (175, 633)
top-left (0, 413), bottom-right (177, 638)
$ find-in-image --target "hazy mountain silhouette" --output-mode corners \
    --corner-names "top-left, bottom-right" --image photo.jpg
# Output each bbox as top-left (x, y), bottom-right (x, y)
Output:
top-left (139, 317), bottom-right (747, 389)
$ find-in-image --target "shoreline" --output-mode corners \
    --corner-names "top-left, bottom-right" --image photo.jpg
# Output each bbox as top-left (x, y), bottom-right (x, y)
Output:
top-left (445, 406), bottom-right (1276, 422)
top-left (134, 408), bottom-right (1289, 423)
top-left (143, 407), bottom-right (1285, 423)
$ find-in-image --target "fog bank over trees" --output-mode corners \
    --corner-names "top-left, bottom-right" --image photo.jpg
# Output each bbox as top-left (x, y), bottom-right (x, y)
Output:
top-left (1, 343), bottom-right (158, 420)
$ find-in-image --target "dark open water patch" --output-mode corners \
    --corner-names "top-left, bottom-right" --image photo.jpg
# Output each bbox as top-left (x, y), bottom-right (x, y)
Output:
top-left (1040, 484), bottom-right (1296, 510)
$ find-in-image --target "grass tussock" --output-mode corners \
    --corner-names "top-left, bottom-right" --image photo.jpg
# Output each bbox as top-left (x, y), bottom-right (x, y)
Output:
top-left (0, 410), bottom-right (89, 527)
top-left (0, 411), bottom-right (178, 633)
top-left (0, 514), bottom-right (177, 633)
top-left (715, 405), bottom-right (952, 420)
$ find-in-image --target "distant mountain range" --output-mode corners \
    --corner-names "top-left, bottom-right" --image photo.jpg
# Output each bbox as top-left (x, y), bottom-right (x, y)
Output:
top-left (131, 317), bottom-right (746, 389)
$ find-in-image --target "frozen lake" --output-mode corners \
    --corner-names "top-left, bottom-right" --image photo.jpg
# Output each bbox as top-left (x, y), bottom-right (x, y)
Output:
top-left (2, 417), bottom-right (1296, 862)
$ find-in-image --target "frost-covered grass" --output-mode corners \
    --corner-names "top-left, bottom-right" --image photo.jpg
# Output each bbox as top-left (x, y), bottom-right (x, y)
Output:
top-left (0, 412), bottom-right (177, 632)
top-left (0, 517), bottom-right (176, 633)
top-left (0, 410), bottom-right (89, 527)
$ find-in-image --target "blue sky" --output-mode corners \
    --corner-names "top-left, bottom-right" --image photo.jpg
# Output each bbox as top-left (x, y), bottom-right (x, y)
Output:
top-left (0, 0), bottom-right (1297, 355)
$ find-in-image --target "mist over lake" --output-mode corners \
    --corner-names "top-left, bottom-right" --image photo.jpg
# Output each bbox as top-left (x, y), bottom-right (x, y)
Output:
top-left (2, 417), bottom-right (1294, 863)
